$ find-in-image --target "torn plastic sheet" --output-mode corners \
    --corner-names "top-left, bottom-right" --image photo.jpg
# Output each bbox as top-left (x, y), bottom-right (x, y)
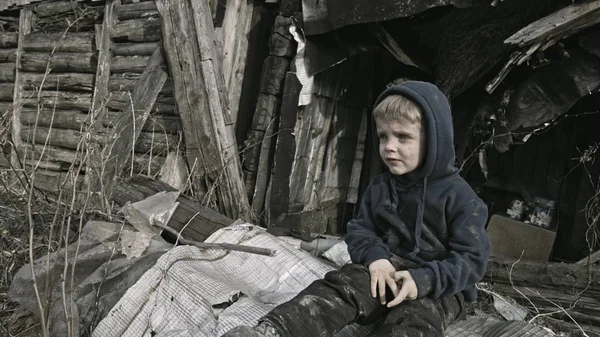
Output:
top-left (92, 225), bottom-right (380, 337)
top-left (120, 191), bottom-right (180, 235)
top-left (9, 221), bottom-right (172, 337)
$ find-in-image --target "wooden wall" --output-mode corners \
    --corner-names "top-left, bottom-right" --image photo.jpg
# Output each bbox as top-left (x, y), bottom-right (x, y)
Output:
top-left (0, 0), bottom-right (180, 193)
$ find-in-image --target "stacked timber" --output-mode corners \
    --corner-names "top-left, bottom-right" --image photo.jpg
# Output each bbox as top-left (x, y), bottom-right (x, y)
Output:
top-left (107, 0), bottom-right (180, 178)
top-left (0, 26), bottom-right (17, 169)
top-left (11, 0), bottom-right (179, 194)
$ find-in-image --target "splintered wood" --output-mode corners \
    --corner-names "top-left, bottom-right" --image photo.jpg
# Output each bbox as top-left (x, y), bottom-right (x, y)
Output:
top-left (156, 0), bottom-right (250, 220)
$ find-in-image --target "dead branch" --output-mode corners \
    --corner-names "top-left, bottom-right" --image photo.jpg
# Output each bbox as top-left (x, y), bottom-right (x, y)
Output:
top-left (153, 223), bottom-right (276, 257)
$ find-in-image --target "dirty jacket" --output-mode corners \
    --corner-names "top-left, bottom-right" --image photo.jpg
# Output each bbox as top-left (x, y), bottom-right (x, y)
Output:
top-left (345, 81), bottom-right (490, 302)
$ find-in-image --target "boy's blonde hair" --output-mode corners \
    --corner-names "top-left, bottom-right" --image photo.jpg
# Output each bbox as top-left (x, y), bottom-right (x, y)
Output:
top-left (373, 94), bottom-right (421, 124)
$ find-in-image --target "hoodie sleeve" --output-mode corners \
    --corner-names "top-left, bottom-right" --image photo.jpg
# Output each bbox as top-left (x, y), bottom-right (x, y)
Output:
top-left (345, 179), bottom-right (391, 266)
top-left (408, 200), bottom-right (490, 299)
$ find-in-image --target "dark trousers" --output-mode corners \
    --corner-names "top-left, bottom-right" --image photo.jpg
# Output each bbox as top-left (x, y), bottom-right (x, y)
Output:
top-left (262, 261), bottom-right (465, 337)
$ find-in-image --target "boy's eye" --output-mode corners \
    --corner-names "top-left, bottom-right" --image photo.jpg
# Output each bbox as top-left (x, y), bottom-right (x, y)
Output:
top-left (378, 134), bottom-right (387, 140)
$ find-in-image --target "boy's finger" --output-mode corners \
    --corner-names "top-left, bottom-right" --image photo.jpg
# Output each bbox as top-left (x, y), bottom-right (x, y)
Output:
top-left (378, 278), bottom-right (386, 304)
top-left (385, 275), bottom-right (399, 297)
top-left (370, 275), bottom-right (378, 298)
top-left (387, 283), bottom-right (409, 308)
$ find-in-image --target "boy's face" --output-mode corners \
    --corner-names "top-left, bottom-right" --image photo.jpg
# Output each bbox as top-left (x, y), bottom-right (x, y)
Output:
top-left (376, 117), bottom-right (426, 177)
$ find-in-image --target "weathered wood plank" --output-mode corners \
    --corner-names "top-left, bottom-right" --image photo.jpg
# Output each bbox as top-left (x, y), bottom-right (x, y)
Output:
top-left (110, 55), bottom-right (149, 73)
top-left (102, 47), bottom-right (168, 196)
top-left (111, 18), bottom-right (161, 42)
top-left (21, 72), bottom-right (95, 92)
top-left (112, 176), bottom-right (234, 242)
top-left (112, 42), bottom-right (159, 56)
top-left (109, 74), bottom-right (172, 96)
top-left (220, 0), bottom-right (254, 125)
top-left (21, 52), bottom-right (97, 73)
top-left (346, 110), bottom-right (368, 204)
top-left (157, 0), bottom-right (250, 220)
top-left (506, 1), bottom-right (600, 47)
top-left (104, 91), bottom-right (174, 111)
top-left (250, 94), bottom-right (280, 217)
top-left (10, 7), bottom-right (33, 174)
top-left (23, 32), bottom-right (95, 53)
top-left (0, 63), bottom-right (15, 83)
top-left (268, 72), bottom-right (301, 224)
top-left (259, 55), bottom-right (289, 95)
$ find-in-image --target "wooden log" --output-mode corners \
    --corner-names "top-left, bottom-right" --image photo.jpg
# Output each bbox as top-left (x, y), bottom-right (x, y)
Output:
top-left (0, 102), bottom-right (13, 113)
top-left (116, 2), bottom-right (159, 20)
top-left (112, 176), bottom-right (234, 242)
top-left (21, 126), bottom-right (176, 154)
top-left (0, 83), bottom-right (14, 101)
top-left (259, 56), bottom-right (289, 95)
top-left (34, 1), bottom-right (78, 18)
top-left (157, 0), bottom-right (251, 220)
top-left (23, 32), bottom-right (95, 53)
top-left (219, 0), bottom-right (254, 125)
top-left (0, 63), bottom-right (15, 83)
top-left (109, 74), bottom-right (173, 96)
top-left (112, 42), bottom-right (159, 56)
top-left (21, 91), bottom-right (91, 111)
top-left (485, 257), bottom-right (600, 294)
top-left (21, 52), bottom-right (97, 73)
top-left (0, 48), bottom-right (17, 63)
top-left (268, 15), bottom-right (295, 58)
top-left (21, 72), bottom-right (95, 92)
top-left (18, 143), bottom-right (166, 175)
top-left (20, 108), bottom-right (181, 133)
top-left (110, 55), bottom-right (149, 73)
top-left (103, 47), bottom-right (168, 196)
top-left (0, 32), bottom-right (18, 48)
top-left (269, 72), bottom-right (302, 224)
top-left (111, 18), bottom-right (161, 42)
top-left (577, 249), bottom-right (600, 265)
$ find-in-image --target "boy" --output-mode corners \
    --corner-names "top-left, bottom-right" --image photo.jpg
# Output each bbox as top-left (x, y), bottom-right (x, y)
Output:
top-left (223, 81), bottom-right (490, 337)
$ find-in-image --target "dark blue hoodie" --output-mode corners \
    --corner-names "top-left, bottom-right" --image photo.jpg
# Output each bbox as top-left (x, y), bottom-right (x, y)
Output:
top-left (345, 81), bottom-right (490, 302)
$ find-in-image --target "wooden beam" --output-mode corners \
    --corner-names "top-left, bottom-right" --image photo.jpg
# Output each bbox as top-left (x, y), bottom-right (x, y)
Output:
top-left (487, 1), bottom-right (600, 94)
top-left (577, 249), bottom-right (600, 265)
top-left (218, 0), bottom-right (254, 125)
top-left (102, 47), bottom-right (168, 196)
top-left (505, 1), bottom-right (600, 47)
top-left (23, 32), bottom-right (95, 53)
top-left (10, 6), bottom-right (33, 174)
top-left (156, 0), bottom-right (251, 220)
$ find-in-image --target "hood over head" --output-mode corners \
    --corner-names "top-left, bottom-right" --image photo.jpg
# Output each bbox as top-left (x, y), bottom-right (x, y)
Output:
top-left (374, 80), bottom-right (457, 185)
top-left (374, 80), bottom-right (457, 258)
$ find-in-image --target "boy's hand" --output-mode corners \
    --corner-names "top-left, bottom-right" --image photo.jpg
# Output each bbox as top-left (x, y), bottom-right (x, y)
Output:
top-left (368, 259), bottom-right (398, 305)
top-left (387, 271), bottom-right (418, 308)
